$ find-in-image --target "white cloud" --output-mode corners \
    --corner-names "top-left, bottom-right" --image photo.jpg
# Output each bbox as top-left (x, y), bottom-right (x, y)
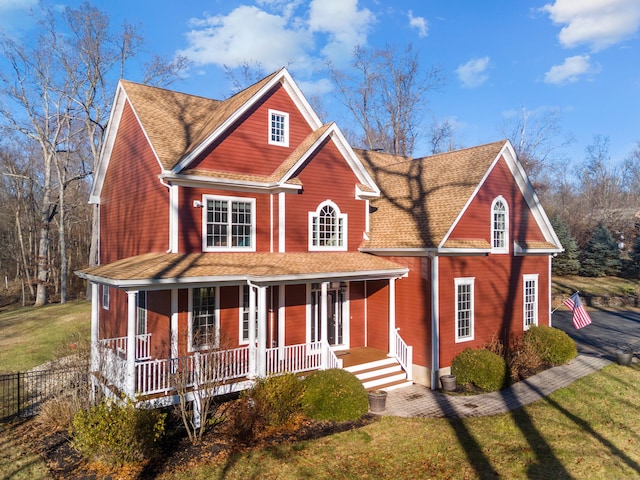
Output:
top-left (178, 1), bottom-right (375, 73)
top-left (544, 54), bottom-right (597, 84)
top-left (542, 0), bottom-right (640, 51)
top-left (408, 10), bottom-right (428, 38)
top-left (456, 56), bottom-right (490, 88)
top-left (308, 0), bottom-right (374, 64)
top-left (0, 0), bottom-right (38, 33)
top-left (178, 5), bottom-right (313, 72)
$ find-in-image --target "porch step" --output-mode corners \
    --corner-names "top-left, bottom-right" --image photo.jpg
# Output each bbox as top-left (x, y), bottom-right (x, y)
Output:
top-left (344, 357), bottom-right (412, 392)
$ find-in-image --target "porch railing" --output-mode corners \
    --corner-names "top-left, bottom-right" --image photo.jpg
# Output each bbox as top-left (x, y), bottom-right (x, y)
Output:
top-left (97, 339), bottom-right (340, 397)
top-left (99, 334), bottom-right (151, 360)
top-left (393, 328), bottom-right (413, 381)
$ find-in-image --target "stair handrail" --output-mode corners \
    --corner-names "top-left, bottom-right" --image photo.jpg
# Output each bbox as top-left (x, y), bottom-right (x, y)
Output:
top-left (393, 328), bottom-right (413, 381)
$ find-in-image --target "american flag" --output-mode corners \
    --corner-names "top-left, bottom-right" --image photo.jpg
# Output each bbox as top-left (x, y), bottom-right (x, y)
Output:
top-left (563, 292), bottom-right (592, 329)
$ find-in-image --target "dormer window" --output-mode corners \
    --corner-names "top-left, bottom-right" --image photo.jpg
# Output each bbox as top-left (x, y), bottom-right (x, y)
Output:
top-left (269, 109), bottom-right (289, 147)
top-left (491, 196), bottom-right (508, 253)
top-left (309, 200), bottom-right (347, 251)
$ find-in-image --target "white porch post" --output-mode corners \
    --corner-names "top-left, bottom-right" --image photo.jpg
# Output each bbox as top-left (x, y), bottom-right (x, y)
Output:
top-left (248, 284), bottom-right (257, 378)
top-left (388, 277), bottom-right (397, 357)
top-left (320, 282), bottom-right (328, 369)
top-left (126, 290), bottom-right (137, 398)
top-left (170, 289), bottom-right (178, 363)
top-left (278, 286), bottom-right (285, 357)
top-left (90, 282), bottom-right (100, 372)
top-left (257, 286), bottom-right (268, 377)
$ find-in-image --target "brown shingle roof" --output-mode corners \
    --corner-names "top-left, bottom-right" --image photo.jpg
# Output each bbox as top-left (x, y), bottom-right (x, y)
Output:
top-left (357, 141), bottom-right (506, 249)
top-left (121, 69), bottom-right (280, 170)
top-left (77, 252), bottom-right (407, 286)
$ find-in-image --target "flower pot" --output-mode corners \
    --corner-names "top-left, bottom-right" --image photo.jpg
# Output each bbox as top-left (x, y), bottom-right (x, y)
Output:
top-left (368, 390), bottom-right (387, 412)
top-left (616, 351), bottom-right (633, 366)
top-left (440, 374), bottom-right (457, 392)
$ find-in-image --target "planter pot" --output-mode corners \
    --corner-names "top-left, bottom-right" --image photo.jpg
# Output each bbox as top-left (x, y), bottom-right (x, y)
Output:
top-left (368, 390), bottom-right (387, 412)
top-left (616, 351), bottom-right (633, 366)
top-left (440, 374), bottom-right (457, 392)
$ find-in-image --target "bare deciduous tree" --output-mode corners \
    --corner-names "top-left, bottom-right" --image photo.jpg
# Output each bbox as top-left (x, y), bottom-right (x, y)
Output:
top-left (328, 44), bottom-right (444, 157)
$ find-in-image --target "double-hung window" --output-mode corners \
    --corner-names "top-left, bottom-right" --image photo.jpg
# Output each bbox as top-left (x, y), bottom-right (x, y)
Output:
top-left (203, 195), bottom-right (255, 251)
top-left (455, 278), bottom-right (475, 342)
top-left (309, 200), bottom-right (347, 251)
top-left (101, 285), bottom-right (109, 310)
top-left (190, 287), bottom-right (219, 350)
top-left (268, 109), bottom-right (289, 147)
top-left (523, 274), bottom-right (538, 330)
top-left (491, 197), bottom-right (508, 253)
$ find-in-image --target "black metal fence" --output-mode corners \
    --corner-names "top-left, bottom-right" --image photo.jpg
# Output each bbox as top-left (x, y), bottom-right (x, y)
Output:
top-left (0, 367), bottom-right (88, 422)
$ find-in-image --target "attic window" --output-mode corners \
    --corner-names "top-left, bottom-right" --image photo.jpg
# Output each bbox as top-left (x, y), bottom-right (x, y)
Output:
top-left (309, 200), bottom-right (347, 251)
top-left (491, 196), bottom-right (508, 254)
top-left (269, 109), bottom-right (289, 147)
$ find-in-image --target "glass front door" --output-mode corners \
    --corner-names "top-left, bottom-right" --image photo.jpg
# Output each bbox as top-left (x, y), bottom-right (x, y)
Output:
top-left (310, 283), bottom-right (346, 348)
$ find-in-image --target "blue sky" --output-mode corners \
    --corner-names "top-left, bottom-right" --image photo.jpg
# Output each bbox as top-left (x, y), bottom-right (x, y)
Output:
top-left (2, 0), bottom-right (639, 168)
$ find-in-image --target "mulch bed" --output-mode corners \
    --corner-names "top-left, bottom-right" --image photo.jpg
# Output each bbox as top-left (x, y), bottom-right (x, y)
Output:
top-left (12, 404), bottom-right (378, 479)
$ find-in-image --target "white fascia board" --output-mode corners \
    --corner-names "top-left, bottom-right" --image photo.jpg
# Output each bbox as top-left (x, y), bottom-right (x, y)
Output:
top-left (247, 268), bottom-right (409, 286)
top-left (499, 141), bottom-right (563, 248)
top-left (159, 173), bottom-right (301, 193)
top-left (436, 248), bottom-right (491, 255)
top-left (171, 68), bottom-right (322, 175)
top-left (358, 247), bottom-right (432, 257)
top-left (91, 81), bottom-right (167, 203)
top-left (513, 243), bottom-right (564, 256)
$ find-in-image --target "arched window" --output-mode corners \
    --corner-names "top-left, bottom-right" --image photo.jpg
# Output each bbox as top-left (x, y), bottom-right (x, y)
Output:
top-left (309, 201), bottom-right (347, 251)
top-left (491, 197), bottom-right (508, 253)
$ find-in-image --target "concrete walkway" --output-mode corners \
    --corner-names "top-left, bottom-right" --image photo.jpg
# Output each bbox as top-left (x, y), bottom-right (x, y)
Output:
top-left (376, 355), bottom-right (613, 418)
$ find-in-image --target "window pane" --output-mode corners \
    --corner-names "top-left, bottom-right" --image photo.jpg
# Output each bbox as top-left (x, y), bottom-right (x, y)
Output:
top-left (457, 283), bottom-right (472, 339)
top-left (193, 287), bottom-right (216, 348)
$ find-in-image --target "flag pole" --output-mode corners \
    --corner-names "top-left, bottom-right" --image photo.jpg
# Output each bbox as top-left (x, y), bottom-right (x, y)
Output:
top-left (551, 290), bottom-right (579, 314)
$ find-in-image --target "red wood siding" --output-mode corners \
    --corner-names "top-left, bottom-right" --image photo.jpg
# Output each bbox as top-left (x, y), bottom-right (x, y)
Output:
top-left (348, 281), bottom-right (366, 347)
top-left (393, 257), bottom-right (432, 368)
top-left (448, 156), bottom-right (547, 245)
top-left (147, 291), bottom-right (170, 359)
top-left (284, 138), bottom-right (367, 252)
top-left (365, 280), bottom-right (389, 351)
top-left (99, 102), bottom-right (169, 263)
top-left (284, 284), bottom-right (307, 345)
top-left (178, 187), bottom-right (272, 253)
top-left (437, 255), bottom-right (551, 368)
top-left (189, 85), bottom-right (314, 176)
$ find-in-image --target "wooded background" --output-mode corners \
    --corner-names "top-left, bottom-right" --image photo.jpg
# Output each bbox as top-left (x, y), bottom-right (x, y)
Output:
top-left (1, 3), bottom-right (639, 307)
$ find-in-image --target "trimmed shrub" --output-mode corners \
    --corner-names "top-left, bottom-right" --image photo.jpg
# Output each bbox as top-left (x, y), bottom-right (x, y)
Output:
top-left (248, 373), bottom-right (305, 427)
top-left (71, 400), bottom-right (166, 466)
top-left (451, 348), bottom-right (508, 392)
top-left (302, 369), bottom-right (368, 421)
top-left (523, 325), bottom-right (577, 365)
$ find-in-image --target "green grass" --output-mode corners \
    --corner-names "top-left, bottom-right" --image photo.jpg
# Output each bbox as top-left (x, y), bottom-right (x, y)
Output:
top-left (553, 275), bottom-right (639, 300)
top-left (161, 363), bottom-right (640, 479)
top-left (0, 300), bottom-right (91, 373)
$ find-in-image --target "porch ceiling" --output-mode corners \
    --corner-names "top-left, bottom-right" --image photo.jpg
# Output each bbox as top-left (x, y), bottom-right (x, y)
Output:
top-left (76, 252), bottom-right (408, 288)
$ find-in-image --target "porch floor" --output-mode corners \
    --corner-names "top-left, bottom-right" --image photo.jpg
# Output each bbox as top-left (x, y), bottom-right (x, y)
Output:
top-left (335, 347), bottom-right (389, 368)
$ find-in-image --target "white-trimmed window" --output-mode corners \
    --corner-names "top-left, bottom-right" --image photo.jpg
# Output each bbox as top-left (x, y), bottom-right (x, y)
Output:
top-left (455, 278), bottom-right (475, 342)
top-left (268, 109), bottom-right (289, 147)
top-left (239, 285), bottom-right (258, 345)
top-left (190, 287), bottom-right (219, 350)
top-left (309, 200), bottom-right (347, 251)
top-left (101, 285), bottom-right (110, 310)
top-left (203, 195), bottom-right (255, 251)
top-left (523, 274), bottom-right (538, 330)
top-left (136, 291), bottom-right (147, 336)
top-left (491, 196), bottom-right (508, 253)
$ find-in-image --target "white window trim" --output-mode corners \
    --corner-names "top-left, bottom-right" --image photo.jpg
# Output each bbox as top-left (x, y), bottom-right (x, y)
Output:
top-left (523, 274), bottom-right (539, 330)
top-left (455, 277), bottom-right (475, 343)
top-left (202, 195), bottom-right (256, 252)
top-left (188, 286), bottom-right (220, 352)
top-left (308, 200), bottom-right (348, 251)
top-left (491, 196), bottom-right (509, 254)
top-left (238, 285), bottom-right (257, 345)
top-left (101, 285), bottom-right (109, 310)
top-left (268, 109), bottom-right (289, 147)
top-left (136, 291), bottom-right (147, 335)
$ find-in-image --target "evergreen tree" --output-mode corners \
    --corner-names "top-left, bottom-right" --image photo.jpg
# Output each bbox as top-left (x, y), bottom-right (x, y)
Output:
top-left (580, 224), bottom-right (621, 277)
top-left (550, 215), bottom-right (581, 275)
top-left (627, 235), bottom-right (640, 278)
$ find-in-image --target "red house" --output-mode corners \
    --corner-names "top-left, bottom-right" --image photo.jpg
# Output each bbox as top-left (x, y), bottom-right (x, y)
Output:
top-left (77, 68), bottom-right (562, 404)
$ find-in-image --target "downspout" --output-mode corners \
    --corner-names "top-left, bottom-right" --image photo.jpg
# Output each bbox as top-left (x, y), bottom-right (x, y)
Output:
top-left (548, 255), bottom-right (554, 328)
top-left (430, 253), bottom-right (439, 390)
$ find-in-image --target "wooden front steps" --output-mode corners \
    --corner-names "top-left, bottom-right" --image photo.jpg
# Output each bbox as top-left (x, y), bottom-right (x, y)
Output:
top-left (338, 348), bottom-right (413, 391)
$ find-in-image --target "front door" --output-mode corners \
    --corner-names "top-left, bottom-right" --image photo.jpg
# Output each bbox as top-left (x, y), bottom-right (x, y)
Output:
top-left (310, 283), bottom-right (347, 348)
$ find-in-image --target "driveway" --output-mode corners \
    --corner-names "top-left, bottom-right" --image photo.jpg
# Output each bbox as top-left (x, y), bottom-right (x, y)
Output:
top-left (552, 307), bottom-right (640, 359)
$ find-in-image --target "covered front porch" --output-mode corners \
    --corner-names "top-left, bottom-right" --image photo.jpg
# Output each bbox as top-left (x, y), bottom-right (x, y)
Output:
top-left (79, 252), bottom-right (411, 403)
